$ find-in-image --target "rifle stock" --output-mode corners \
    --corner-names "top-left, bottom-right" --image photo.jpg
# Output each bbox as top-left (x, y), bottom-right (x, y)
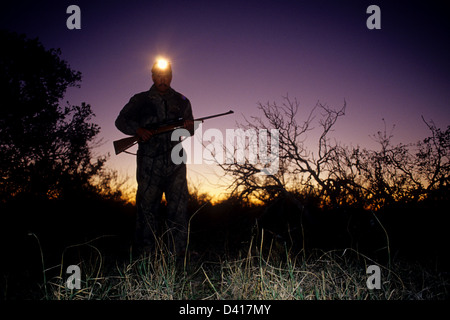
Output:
top-left (113, 136), bottom-right (139, 155)
top-left (113, 109), bottom-right (233, 155)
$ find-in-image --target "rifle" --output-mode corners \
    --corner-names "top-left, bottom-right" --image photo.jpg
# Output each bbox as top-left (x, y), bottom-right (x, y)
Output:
top-left (113, 110), bottom-right (234, 155)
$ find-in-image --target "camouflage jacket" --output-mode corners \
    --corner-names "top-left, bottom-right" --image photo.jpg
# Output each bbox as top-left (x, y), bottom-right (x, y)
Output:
top-left (115, 85), bottom-right (193, 158)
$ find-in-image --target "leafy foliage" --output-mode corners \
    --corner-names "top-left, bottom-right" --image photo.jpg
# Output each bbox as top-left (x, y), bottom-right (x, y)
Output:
top-left (0, 30), bottom-right (105, 200)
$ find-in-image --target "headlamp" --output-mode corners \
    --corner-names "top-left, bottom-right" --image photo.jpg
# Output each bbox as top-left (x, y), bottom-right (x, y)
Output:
top-left (156, 58), bottom-right (169, 70)
top-left (152, 57), bottom-right (172, 74)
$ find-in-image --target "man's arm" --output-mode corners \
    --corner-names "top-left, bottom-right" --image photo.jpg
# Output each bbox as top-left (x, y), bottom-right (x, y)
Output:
top-left (115, 95), bottom-right (142, 136)
top-left (182, 98), bottom-right (195, 136)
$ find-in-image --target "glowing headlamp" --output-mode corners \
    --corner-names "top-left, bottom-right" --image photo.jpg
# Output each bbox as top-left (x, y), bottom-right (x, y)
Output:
top-left (152, 57), bottom-right (172, 74)
top-left (156, 58), bottom-right (169, 70)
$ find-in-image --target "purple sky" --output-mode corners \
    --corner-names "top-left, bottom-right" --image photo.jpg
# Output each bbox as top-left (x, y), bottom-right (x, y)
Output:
top-left (2, 0), bottom-right (449, 198)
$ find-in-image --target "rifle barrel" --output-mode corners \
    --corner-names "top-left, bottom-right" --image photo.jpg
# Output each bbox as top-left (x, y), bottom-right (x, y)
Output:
top-left (113, 109), bottom-right (234, 155)
top-left (195, 110), bottom-right (233, 122)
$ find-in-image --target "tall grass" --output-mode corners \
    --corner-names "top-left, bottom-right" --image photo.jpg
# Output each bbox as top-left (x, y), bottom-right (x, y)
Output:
top-left (44, 232), bottom-right (448, 300)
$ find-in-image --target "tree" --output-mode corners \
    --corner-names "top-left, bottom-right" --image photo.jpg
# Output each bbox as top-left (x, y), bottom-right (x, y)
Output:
top-left (0, 30), bottom-right (105, 200)
top-left (330, 118), bottom-right (450, 209)
top-left (218, 95), bottom-right (346, 206)
top-left (218, 95), bottom-right (449, 209)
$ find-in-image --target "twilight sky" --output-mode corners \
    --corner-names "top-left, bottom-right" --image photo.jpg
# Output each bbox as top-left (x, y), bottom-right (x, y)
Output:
top-left (2, 0), bottom-right (449, 199)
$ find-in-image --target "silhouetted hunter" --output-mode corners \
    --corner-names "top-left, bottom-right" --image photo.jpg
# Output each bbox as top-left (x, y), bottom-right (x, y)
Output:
top-left (115, 58), bottom-right (195, 255)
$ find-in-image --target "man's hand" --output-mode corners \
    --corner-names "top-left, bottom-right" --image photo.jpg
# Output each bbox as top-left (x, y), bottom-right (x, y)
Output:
top-left (136, 127), bottom-right (154, 142)
top-left (183, 119), bottom-right (195, 135)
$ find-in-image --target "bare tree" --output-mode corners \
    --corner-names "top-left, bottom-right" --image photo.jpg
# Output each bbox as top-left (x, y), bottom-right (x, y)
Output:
top-left (415, 118), bottom-right (450, 194)
top-left (218, 96), bottom-right (346, 206)
top-left (217, 95), bottom-right (449, 209)
top-left (327, 118), bottom-right (450, 209)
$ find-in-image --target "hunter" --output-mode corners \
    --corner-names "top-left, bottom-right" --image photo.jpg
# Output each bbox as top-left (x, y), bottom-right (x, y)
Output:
top-left (115, 58), bottom-right (195, 256)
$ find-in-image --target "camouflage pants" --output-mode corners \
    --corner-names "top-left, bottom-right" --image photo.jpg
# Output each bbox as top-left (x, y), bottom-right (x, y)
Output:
top-left (135, 152), bottom-right (189, 255)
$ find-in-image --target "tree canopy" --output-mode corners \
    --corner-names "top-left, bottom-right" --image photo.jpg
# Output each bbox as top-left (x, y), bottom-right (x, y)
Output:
top-left (0, 30), bottom-right (105, 200)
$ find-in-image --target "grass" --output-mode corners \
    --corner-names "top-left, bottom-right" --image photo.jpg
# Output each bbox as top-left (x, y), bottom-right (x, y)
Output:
top-left (43, 233), bottom-right (448, 300)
